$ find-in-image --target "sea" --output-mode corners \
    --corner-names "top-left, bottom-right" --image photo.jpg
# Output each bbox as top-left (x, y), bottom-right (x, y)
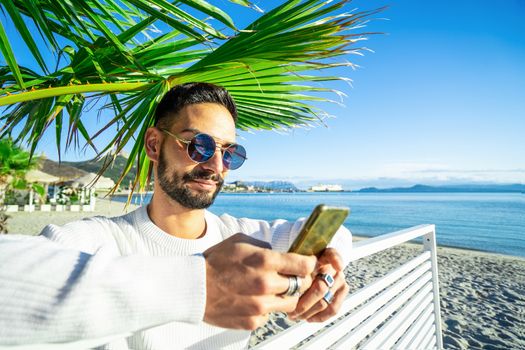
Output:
top-left (118, 192), bottom-right (525, 258)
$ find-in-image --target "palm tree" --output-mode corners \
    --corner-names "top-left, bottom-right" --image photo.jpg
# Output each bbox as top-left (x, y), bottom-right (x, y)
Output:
top-left (0, 0), bottom-right (382, 197)
top-left (0, 138), bottom-right (41, 233)
top-left (0, 137), bottom-right (38, 195)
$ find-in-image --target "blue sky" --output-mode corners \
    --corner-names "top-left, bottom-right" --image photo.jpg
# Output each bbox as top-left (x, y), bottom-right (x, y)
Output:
top-left (3, 0), bottom-right (524, 189)
top-left (229, 0), bottom-right (525, 188)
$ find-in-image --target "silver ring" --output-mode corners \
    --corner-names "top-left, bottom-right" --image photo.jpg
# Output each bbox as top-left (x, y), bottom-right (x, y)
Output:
top-left (285, 275), bottom-right (301, 296)
top-left (323, 290), bottom-right (334, 304)
top-left (318, 273), bottom-right (335, 288)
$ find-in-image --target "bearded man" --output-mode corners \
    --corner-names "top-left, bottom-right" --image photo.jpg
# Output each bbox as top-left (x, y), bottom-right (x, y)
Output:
top-left (35, 82), bottom-right (352, 349)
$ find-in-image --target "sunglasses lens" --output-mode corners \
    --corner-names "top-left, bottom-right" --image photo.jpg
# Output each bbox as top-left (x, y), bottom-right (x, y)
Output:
top-left (188, 134), bottom-right (215, 162)
top-left (223, 144), bottom-right (246, 170)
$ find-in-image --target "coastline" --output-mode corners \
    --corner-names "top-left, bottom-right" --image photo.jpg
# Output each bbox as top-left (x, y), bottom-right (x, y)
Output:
top-left (4, 200), bottom-right (524, 349)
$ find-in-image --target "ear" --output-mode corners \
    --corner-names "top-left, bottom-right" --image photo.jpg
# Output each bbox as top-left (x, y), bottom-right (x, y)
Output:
top-left (144, 127), bottom-right (162, 163)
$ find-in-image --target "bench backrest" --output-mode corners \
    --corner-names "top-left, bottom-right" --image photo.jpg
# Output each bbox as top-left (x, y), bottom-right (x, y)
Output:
top-left (252, 224), bottom-right (443, 350)
top-left (1, 225), bottom-right (442, 350)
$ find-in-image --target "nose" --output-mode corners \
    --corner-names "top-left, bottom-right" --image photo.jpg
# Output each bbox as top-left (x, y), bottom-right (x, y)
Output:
top-left (201, 147), bottom-right (225, 174)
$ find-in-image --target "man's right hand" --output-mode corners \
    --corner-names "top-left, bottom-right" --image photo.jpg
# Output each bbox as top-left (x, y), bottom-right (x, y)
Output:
top-left (203, 233), bottom-right (317, 330)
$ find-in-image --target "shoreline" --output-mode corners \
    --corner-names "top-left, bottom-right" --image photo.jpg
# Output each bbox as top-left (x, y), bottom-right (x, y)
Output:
top-left (4, 200), bottom-right (524, 349)
top-left (353, 234), bottom-right (525, 261)
top-left (6, 201), bottom-right (524, 261)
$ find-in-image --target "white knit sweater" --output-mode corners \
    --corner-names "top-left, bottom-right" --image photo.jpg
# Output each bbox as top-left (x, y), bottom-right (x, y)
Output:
top-left (1, 206), bottom-right (352, 349)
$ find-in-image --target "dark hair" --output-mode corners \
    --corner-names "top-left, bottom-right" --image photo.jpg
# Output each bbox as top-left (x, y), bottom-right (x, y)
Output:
top-left (154, 82), bottom-right (237, 128)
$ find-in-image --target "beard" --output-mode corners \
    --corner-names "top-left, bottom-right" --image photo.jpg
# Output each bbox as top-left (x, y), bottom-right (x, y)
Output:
top-left (157, 152), bottom-right (224, 209)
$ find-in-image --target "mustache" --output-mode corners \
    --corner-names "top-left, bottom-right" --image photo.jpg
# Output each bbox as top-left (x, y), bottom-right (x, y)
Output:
top-left (183, 169), bottom-right (223, 184)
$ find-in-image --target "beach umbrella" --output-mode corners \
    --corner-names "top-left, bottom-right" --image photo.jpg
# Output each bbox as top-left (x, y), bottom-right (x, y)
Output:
top-left (72, 173), bottom-right (115, 190)
top-left (24, 169), bottom-right (59, 184)
top-left (0, 0), bottom-right (382, 198)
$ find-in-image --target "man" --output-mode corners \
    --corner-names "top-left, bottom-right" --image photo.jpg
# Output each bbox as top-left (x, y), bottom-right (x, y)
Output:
top-left (8, 83), bottom-right (352, 349)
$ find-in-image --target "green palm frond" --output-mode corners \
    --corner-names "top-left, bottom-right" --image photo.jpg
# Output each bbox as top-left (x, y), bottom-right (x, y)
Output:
top-left (0, 137), bottom-right (38, 184)
top-left (0, 0), bottom-right (382, 194)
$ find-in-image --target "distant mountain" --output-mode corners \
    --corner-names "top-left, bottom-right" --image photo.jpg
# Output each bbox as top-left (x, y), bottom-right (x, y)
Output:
top-left (63, 155), bottom-right (137, 187)
top-left (358, 184), bottom-right (525, 193)
top-left (39, 158), bottom-right (88, 182)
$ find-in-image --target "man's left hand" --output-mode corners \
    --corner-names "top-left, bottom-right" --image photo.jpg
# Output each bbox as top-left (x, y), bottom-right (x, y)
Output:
top-left (288, 248), bottom-right (349, 322)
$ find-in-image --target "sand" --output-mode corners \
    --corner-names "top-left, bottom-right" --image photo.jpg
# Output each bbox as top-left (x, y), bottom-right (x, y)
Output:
top-left (4, 198), bottom-right (138, 235)
top-left (3, 202), bottom-right (524, 349)
top-left (250, 241), bottom-right (525, 349)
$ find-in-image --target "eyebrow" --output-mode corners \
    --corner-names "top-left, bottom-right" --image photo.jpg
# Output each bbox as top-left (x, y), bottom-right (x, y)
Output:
top-left (179, 128), bottom-right (236, 145)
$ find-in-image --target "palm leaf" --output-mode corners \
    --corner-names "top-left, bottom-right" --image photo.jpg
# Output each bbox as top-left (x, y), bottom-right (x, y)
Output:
top-left (0, 0), bottom-right (382, 196)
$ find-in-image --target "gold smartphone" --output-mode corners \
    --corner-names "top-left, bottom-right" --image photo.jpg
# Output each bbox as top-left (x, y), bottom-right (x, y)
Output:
top-left (288, 204), bottom-right (350, 256)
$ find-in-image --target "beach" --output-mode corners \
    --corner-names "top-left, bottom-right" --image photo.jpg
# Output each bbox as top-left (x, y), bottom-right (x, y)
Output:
top-left (5, 198), bottom-right (138, 236)
top-left (4, 200), bottom-right (525, 349)
top-left (251, 241), bottom-right (525, 349)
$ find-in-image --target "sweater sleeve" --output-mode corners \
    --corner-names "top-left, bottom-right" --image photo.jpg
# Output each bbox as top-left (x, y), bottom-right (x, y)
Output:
top-left (0, 235), bottom-right (206, 346)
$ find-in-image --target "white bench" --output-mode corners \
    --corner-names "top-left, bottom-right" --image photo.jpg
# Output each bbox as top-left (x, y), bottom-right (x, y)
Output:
top-left (2, 225), bottom-right (442, 350)
top-left (253, 224), bottom-right (443, 349)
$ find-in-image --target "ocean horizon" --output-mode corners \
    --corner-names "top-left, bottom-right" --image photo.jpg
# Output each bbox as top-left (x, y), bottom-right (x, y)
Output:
top-left (116, 192), bottom-right (525, 258)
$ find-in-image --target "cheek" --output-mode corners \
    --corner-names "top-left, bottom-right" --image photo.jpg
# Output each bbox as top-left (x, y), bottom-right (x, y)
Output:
top-left (161, 145), bottom-right (193, 168)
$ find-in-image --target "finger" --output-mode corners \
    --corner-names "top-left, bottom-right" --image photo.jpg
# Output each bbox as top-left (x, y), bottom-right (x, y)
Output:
top-left (318, 248), bottom-right (344, 271)
top-left (307, 282), bottom-right (350, 323)
top-left (275, 253), bottom-right (317, 277)
top-left (275, 251), bottom-right (317, 276)
top-left (296, 299), bottom-right (326, 321)
top-left (213, 294), bottom-right (299, 317)
top-left (231, 232), bottom-right (272, 249)
top-left (288, 265), bottom-right (337, 319)
top-left (240, 295), bottom-right (301, 315)
top-left (259, 294), bottom-right (301, 314)
top-left (316, 266), bottom-right (337, 289)
top-left (299, 274), bottom-right (313, 294)
top-left (275, 273), bottom-right (314, 296)
top-left (240, 270), bottom-right (313, 296)
top-left (220, 314), bottom-right (270, 330)
top-left (244, 249), bottom-right (317, 277)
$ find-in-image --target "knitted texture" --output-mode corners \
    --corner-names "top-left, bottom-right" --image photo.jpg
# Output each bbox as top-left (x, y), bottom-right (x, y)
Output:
top-left (1, 206), bottom-right (352, 349)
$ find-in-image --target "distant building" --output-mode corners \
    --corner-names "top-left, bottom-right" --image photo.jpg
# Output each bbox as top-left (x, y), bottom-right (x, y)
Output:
top-left (222, 180), bottom-right (298, 193)
top-left (308, 184), bottom-right (344, 192)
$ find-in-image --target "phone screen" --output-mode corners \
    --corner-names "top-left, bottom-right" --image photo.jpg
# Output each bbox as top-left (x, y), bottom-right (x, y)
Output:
top-left (288, 204), bottom-right (349, 256)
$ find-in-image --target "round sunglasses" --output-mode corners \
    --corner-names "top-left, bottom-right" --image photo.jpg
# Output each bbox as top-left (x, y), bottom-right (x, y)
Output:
top-left (160, 129), bottom-right (247, 170)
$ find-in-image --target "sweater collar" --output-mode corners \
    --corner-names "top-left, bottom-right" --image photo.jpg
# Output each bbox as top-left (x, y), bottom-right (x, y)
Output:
top-left (132, 205), bottom-right (223, 252)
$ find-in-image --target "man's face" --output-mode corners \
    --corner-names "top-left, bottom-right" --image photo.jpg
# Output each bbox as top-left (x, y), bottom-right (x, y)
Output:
top-left (156, 103), bottom-right (236, 209)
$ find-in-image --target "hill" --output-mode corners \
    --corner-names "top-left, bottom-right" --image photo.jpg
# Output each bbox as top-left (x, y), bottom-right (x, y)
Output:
top-left (63, 155), bottom-right (137, 188)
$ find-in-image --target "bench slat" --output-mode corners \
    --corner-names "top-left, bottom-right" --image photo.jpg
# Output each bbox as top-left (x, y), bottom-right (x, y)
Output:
top-left (361, 292), bottom-right (434, 349)
top-left (328, 281), bottom-right (433, 349)
top-left (350, 225), bottom-right (435, 262)
top-left (394, 303), bottom-right (434, 349)
top-left (408, 313), bottom-right (435, 349)
top-left (252, 224), bottom-right (442, 350)
top-left (252, 252), bottom-right (431, 349)
top-left (253, 252), bottom-right (432, 349)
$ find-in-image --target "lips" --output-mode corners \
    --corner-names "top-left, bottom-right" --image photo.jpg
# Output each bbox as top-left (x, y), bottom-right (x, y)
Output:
top-left (188, 178), bottom-right (217, 190)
